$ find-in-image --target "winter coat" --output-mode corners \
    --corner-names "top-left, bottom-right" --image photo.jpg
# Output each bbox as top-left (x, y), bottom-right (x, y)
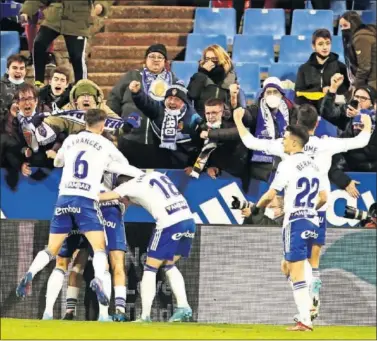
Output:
top-left (187, 66), bottom-right (238, 117)
top-left (295, 52), bottom-right (350, 109)
top-left (107, 69), bottom-right (178, 145)
top-left (21, 0), bottom-right (111, 37)
top-left (344, 24), bottom-right (377, 88)
top-left (37, 84), bottom-right (72, 112)
top-left (0, 75), bottom-right (22, 117)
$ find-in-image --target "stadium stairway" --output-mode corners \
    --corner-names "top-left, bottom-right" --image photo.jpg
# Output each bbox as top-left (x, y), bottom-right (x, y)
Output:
top-left (24, 0), bottom-right (195, 99)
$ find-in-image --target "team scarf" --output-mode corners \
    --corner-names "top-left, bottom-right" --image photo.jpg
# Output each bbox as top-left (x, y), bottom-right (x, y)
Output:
top-left (141, 68), bottom-right (173, 101)
top-left (251, 98), bottom-right (289, 163)
top-left (352, 109), bottom-right (376, 134)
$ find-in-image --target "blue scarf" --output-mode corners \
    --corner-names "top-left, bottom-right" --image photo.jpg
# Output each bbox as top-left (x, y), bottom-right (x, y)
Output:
top-left (251, 98), bottom-right (289, 163)
top-left (141, 68), bottom-right (173, 101)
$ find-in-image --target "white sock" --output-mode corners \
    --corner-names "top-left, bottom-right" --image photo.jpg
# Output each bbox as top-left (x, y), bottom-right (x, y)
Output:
top-left (114, 285), bottom-right (126, 313)
top-left (44, 268), bottom-right (65, 316)
top-left (28, 250), bottom-right (52, 278)
top-left (98, 271), bottom-right (111, 318)
top-left (141, 265), bottom-right (157, 319)
top-left (292, 281), bottom-right (312, 326)
top-left (66, 286), bottom-right (80, 313)
top-left (92, 251), bottom-right (107, 282)
top-left (165, 266), bottom-right (189, 308)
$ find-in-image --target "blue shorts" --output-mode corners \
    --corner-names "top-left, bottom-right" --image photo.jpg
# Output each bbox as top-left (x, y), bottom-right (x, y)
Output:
top-left (312, 211), bottom-right (326, 246)
top-left (147, 219), bottom-right (196, 261)
top-left (50, 196), bottom-right (104, 235)
top-left (101, 205), bottom-right (127, 252)
top-left (282, 219), bottom-right (319, 262)
top-left (58, 233), bottom-right (91, 258)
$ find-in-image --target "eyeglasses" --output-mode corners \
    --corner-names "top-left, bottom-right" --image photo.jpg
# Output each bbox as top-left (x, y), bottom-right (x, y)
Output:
top-left (204, 57), bottom-right (218, 63)
top-left (148, 55), bottom-right (165, 61)
top-left (354, 95), bottom-right (370, 103)
top-left (265, 89), bottom-right (280, 96)
top-left (18, 96), bottom-right (36, 103)
top-left (205, 110), bottom-right (222, 116)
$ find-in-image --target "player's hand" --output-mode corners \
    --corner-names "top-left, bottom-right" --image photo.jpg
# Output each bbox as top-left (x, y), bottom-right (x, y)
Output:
top-left (346, 106), bottom-right (359, 118)
top-left (21, 162), bottom-right (31, 177)
top-left (231, 196), bottom-right (241, 209)
top-left (233, 107), bottom-right (245, 122)
top-left (345, 180), bottom-right (360, 198)
top-left (46, 150), bottom-right (57, 159)
top-left (129, 81), bottom-right (141, 93)
top-left (184, 166), bottom-right (193, 175)
top-left (200, 130), bottom-right (209, 139)
top-left (241, 207), bottom-right (251, 218)
top-left (20, 13), bottom-right (28, 23)
top-left (207, 167), bottom-right (219, 179)
top-left (329, 73), bottom-right (344, 92)
top-left (360, 114), bottom-right (372, 131)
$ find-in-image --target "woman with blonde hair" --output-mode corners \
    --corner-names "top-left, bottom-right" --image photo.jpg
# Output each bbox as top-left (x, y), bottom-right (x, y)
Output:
top-left (188, 44), bottom-right (242, 116)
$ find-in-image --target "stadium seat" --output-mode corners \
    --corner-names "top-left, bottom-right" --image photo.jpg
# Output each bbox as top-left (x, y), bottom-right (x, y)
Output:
top-left (331, 35), bottom-right (345, 63)
top-left (193, 8), bottom-right (236, 44)
top-left (330, 0), bottom-right (347, 17)
top-left (291, 10), bottom-right (334, 36)
top-left (279, 35), bottom-right (312, 63)
top-left (242, 9), bottom-right (285, 39)
top-left (171, 61), bottom-right (199, 87)
top-left (232, 35), bottom-right (274, 71)
top-left (233, 62), bottom-right (260, 100)
top-left (0, 1), bottom-right (22, 19)
top-left (360, 10), bottom-right (377, 24)
top-left (185, 34), bottom-right (227, 62)
top-left (1, 57), bottom-right (7, 77)
top-left (0, 31), bottom-right (20, 59)
top-left (268, 62), bottom-right (301, 82)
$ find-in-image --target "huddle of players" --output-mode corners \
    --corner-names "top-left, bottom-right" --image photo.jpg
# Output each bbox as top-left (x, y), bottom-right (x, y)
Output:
top-left (16, 104), bottom-right (372, 331)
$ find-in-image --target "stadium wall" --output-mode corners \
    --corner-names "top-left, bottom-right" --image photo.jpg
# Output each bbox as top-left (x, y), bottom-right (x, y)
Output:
top-left (1, 221), bottom-right (375, 326)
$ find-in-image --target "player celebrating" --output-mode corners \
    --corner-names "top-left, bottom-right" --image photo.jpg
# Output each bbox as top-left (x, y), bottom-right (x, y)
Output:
top-left (99, 171), bottom-right (195, 323)
top-left (233, 105), bottom-right (372, 320)
top-left (251, 125), bottom-right (327, 331)
top-left (16, 109), bottom-right (142, 308)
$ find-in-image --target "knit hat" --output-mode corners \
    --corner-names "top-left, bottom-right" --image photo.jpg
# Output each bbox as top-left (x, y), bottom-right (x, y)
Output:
top-left (74, 82), bottom-right (99, 99)
top-left (262, 77), bottom-right (285, 96)
top-left (165, 82), bottom-right (189, 105)
top-left (354, 85), bottom-right (377, 105)
top-left (145, 44), bottom-right (168, 59)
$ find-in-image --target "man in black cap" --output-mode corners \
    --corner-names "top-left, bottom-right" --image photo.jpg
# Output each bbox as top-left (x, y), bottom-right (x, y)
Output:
top-left (107, 43), bottom-right (179, 146)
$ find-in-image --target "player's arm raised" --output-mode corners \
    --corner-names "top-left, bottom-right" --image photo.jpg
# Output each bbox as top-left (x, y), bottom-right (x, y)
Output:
top-left (233, 107), bottom-right (284, 157)
top-left (52, 138), bottom-right (68, 167)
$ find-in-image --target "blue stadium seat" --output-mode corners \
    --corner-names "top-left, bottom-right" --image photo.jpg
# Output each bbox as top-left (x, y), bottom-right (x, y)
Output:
top-left (0, 31), bottom-right (20, 59)
top-left (291, 10), bottom-right (334, 36)
top-left (0, 1), bottom-right (22, 19)
top-left (185, 34), bottom-right (227, 62)
top-left (360, 10), bottom-right (377, 24)
top-left (1, 57), bottom-right (7, 77)
top-left (232, 35), bottom-right (274, 71)
top-left (194, 8), bottom-right (236, 44)
top-left (171, 61), bottom-right (199, 87)
top-left (233, 62), bottom-right (260, 100)
top-left (242, 9), bottom-right (285, 39)
top-left (279, 35), bottom-right (312, 63)
top-left (268, 62), bottom-right (301, 82)
top-left (330, 0), bottom-right (347, 17)
top-left (331, 35), bottom-right (344, 63)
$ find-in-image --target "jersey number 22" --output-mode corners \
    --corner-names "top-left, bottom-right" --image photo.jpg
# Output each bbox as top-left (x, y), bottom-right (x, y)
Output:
top-left (295, 177), bottom-right (319, 208)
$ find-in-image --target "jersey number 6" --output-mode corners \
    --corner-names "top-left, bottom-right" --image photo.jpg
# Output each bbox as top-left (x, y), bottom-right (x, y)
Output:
top-left (73, 151), bottom-right (89, 179)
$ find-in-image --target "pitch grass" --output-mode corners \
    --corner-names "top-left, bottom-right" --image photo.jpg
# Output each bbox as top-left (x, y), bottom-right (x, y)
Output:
top-left (1, 319), bottom-right (376, 340)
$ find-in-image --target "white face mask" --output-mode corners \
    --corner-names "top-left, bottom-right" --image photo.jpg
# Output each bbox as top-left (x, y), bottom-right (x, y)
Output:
top-left (265, 95), bottom-right (281, 109)
top-left (207, 121), bottom-right (221, 129)
top-left (8, 76), bottom-right (25, 85)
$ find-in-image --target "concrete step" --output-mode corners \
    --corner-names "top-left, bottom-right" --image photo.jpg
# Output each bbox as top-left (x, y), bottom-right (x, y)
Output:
top-left (87, 58), bottom-right (143, 72)
top-left (115, 0), bottom-right (179, 5)
top-left (110, 6), bottom-right (195, 19)
top-left (105, 18), bottom-right (193, 33)
top-left (91, 32), bottom-right (187, 47)
top-left (88, 72), bottom-right (124, 86)
top-left (90, 45), bottom-right (183, 59)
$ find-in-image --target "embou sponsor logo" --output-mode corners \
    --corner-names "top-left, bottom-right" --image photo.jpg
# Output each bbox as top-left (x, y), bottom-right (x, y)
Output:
top-left (55, 206), bottom-right (81, 215)
top-left (301, 230), bottom-right (318, 239)
top-left (171, 231), bottom-right (195, 240)
top-left (103, 219), bottom-right (116, 229)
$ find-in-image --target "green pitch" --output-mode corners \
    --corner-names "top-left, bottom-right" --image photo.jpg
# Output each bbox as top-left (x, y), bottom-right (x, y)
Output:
top-left (1, 319), bottom-right (375, 340)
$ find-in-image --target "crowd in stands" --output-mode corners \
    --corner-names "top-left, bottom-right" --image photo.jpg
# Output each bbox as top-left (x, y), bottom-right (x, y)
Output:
top-left (0, 1), bottom-right (376, 200)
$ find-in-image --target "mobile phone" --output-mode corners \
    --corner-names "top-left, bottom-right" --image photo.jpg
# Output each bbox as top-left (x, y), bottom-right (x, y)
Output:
top-left (349, 99), bottom-right (359, 110)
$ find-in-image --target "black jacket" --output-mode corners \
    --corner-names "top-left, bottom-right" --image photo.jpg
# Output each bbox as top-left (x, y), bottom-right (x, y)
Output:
top-left (320, 92), bottom-right (377, 188)
top-left (0, 75), bottom-right (22, 120)
top-left (187, 65), bottom-right (238, 117)
top-left (295, 52), bottom-right (349, 109)
top-left (37, 84), bottom-right (71, 112)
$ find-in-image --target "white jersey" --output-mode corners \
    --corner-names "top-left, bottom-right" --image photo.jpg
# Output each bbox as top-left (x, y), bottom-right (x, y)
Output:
top-left (55, 131), bottom-right (143, 200)
top-left (270, 153), bottom-right (326, 227)
top-left (113, 171), bottom-right (193, 229)
top-left (242, 131), bottom-right (370, 196)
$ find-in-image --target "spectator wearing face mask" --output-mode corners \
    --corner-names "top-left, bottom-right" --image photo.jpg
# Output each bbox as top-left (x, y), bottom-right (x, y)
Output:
top-left (295, 28), bottom-right (349, 110)
top-left (0, 54), bottom-right (26, 117)
top-left (339, 11), bottom-right (376, 89)
top-left (37, 66), bottom-right (72, 112)
top-left (321, 73), bottom-right (377, 196)
top-left (187, 44), bottom-right (243, 117)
